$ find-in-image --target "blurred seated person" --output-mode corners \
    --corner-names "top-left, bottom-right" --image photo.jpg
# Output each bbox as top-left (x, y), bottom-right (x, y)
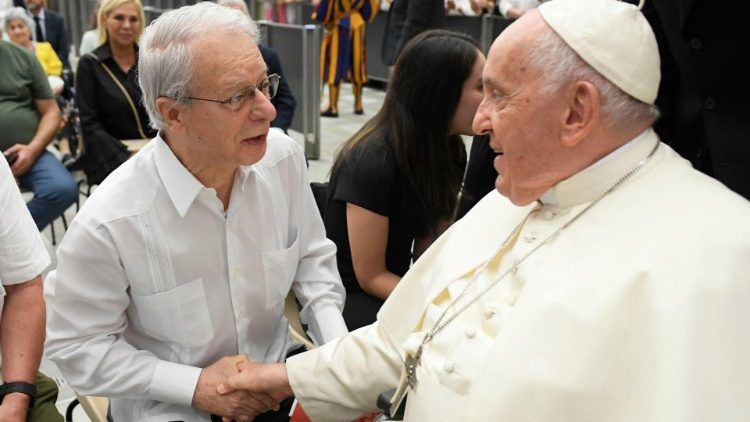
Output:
top-left (76, 0), bottom-right (156, 186)
top-left (498, 0), bottom-right (545, 18)
top-left (0, 36), bottom-right (78, 231)
top-left (0, 156), bottom-right (64, 422)
top-left (217, 0), bottom-right (297, 133)
top-left (23, 0), bottom-right (70, 70)
top-left (3, 8), bottom-right (63, 95)
top-left (324, 30), bottom-right (484, 330)
top-left (78, 2), bottom-right (101, 56)
top-left (445, 0), bottom-right (486, 16)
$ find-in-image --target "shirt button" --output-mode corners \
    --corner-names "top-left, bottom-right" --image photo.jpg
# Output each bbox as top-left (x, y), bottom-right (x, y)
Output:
top-left (689, 37), bottom-right (702, 50)
top-left (484, 308), bottom-right (497, 319)
top-left (543, 210), bottom-right (555, 220)
top-left (704, 97), bottom-right (717, 110)
top-left (443, 361), bottom-right (455, 374)
top-left (465, 328), bottom-right (476, 339)
top-left (523, 234), bottom-right (536, 243)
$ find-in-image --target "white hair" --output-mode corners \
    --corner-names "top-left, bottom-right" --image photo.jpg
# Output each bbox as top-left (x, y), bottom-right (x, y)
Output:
top-left (216, 0), bottom-right (250, 16)
top-left (3, 7), bottom-right (34, 38)
top-left (526, 24), bottom-right (659, 128)
top-left (138, 2), bottom-right (259, 131)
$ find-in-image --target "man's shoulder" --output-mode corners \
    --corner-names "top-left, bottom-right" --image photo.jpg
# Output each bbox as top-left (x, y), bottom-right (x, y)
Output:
top-left (0, 40), bottom-right (34, 62)
top-left (657, 145), bottom-right (750, 221)
top-left (76, 148), bottom-right (161, 225)
top-left (44, 8), bottom-right (64, 23)
top-left (255, 131), bottom-right (303, 168)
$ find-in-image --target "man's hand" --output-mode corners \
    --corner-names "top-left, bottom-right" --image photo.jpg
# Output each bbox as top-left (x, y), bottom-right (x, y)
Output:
top-left (4, 144), bottom-right (42, 177)
top-left (0, 393), bottom-right (31, 422)
top-left (192, 355), bottom-right (281, 421)
top-left (217, 361), bottom-right (293, 401)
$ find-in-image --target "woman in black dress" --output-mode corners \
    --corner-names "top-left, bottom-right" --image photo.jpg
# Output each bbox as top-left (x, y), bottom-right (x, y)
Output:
top-left (76, 0), bottom-right (156, 186)
top-left (324, 30), bottom-right (486, 329)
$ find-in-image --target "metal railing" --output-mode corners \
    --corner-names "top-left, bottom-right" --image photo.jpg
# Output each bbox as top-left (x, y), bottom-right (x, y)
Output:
top-left (259, 22), bottom-right (323, 159)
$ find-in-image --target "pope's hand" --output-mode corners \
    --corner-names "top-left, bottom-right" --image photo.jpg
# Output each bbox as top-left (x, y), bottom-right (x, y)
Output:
top-left (217, 361), bottom-right (294, 401)
top-left (192, 355), bottom-right (281, 421)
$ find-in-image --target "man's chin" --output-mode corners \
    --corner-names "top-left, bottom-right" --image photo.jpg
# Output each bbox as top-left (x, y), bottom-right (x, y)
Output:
top-left (497, 181), bottom-right (541, 207)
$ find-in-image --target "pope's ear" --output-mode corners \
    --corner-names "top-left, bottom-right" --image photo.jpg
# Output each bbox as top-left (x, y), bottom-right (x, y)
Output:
top-left (155, 96), bottom-right (183, 132)
top-left (560, 81), bottom-right (599, 147)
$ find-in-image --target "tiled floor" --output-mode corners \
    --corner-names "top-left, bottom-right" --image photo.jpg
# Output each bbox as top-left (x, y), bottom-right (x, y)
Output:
top-left (40, 82), bottom-right (386, 421)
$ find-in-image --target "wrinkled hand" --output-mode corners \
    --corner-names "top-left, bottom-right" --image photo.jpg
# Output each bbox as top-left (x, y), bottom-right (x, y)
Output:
top-left (217, 361), bottom-right (293, 402)
top-left (192, 355), bottom-right (281, 421)
top-left (4, 144), bottom-right (41, 177)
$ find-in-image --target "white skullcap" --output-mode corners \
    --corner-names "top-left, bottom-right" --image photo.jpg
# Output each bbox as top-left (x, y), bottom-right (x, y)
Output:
top-left (538, 0), bottom-right (660, 104)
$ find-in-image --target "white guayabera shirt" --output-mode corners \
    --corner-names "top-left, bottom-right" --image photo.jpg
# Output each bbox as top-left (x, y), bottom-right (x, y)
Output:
top-left (45, 131), bottom-right (347, 421)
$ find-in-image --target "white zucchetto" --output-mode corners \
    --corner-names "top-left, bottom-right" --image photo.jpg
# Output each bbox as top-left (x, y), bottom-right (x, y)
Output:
top-left (538, 0), bottom-right (660, 104)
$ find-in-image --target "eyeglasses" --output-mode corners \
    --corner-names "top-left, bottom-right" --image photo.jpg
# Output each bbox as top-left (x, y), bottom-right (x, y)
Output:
top-left (185, 74), bottom-right (281, 111)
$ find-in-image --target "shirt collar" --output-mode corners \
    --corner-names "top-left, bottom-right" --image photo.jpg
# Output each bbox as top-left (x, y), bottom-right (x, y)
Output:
top-left (154, 133), bottom-right (255, 216)
top-left (539, 127), bottom-right (659, 208)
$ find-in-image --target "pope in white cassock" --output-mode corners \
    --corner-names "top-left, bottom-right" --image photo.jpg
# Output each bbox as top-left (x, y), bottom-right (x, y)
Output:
top-left (217, 0), bottom-right (750, 420)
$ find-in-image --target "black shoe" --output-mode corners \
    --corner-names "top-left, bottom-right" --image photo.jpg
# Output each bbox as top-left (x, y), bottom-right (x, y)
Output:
top-left (321, 108), bottom-right (339, 117)
top-left (61, 153), bottom-right (74, 166)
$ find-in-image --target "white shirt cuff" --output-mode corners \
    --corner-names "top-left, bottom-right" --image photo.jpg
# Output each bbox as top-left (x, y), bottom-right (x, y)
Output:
top-left (149, 360), bottom-right (203, 406)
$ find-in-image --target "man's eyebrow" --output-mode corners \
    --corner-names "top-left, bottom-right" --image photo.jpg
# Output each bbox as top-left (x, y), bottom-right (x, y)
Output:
top-left (223, 69), bottom-right (270, 92)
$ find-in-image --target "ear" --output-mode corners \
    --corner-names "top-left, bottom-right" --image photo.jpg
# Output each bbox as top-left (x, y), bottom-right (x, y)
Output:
top-left (155, 96), bottom-right (184, 133)
top-left (560, 81), bottom-right (599, 147)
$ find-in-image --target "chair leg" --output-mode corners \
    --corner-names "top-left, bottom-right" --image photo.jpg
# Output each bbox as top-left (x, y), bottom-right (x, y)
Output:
top-left (49, 219), bottom-right (57, 246)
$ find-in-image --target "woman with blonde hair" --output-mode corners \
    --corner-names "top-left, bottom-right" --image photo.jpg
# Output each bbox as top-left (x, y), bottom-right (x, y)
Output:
top-left (75, 0), bottom-right (156, 186)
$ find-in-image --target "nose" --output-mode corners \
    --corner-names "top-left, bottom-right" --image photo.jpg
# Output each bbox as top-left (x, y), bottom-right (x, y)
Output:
top-left (472, 99), bottom-right (491, 135)
top-left (251, 93), bottom-right (277, 122)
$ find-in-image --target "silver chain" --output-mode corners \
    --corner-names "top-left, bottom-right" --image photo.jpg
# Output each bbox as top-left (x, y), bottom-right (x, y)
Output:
top-left (412, 141), bottom-right (660, 365)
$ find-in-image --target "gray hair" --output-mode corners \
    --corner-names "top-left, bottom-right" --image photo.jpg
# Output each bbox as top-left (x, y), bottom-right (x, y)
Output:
top-left (3, 7), bottom-right (34, 39)
top-left (138, 2), bottom-right (259, 131)
top-left (216, 0), bottom-right (250, 16)
top-left (526, 24), bottom-right (659, 128)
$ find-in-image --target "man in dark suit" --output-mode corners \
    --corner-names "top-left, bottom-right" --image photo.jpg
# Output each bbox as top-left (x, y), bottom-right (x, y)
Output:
top-left (381, 0), bottom-right (444, 65)
top-left (24, 0), bottom-right (69, 69)
top-left (260, 45), bottom-right (297, 134)
top-left (635, 0), bottom-right (750, 200)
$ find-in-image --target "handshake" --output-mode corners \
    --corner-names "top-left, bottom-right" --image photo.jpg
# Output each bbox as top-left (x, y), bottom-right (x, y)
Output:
top-left (192, 355), bottom-right (294, 422)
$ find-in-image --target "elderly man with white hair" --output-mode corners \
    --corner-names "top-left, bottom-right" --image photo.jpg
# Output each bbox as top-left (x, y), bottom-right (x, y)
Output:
top-left (214, 0), bottom-right (750, 420)
top-left (44, 3), bottom-right (347, 421)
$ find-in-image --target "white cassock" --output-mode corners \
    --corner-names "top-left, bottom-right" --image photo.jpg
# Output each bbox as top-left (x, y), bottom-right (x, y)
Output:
top-left (287, 128), bottom-right (750, 421)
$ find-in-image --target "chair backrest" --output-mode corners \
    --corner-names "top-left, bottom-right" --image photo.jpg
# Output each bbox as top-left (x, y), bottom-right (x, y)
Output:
top-left (310, 181), bottom-right (328, 219)
top-left (284, 292), bottom-right (315, 350)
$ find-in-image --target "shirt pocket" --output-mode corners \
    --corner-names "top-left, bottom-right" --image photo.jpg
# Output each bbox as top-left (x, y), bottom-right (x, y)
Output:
top-left (130, 278), bottom-right (214, 348)
top-left (261, 234), bottom-right (300, 309)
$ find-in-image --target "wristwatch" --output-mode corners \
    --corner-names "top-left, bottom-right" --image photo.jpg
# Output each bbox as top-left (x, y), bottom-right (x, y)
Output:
top-left (0, 381), bottom-right (37, 408)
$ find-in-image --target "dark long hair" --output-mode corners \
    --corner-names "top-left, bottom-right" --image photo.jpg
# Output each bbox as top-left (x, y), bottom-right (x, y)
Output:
top-left (331, 30), bottom-right (479, 236)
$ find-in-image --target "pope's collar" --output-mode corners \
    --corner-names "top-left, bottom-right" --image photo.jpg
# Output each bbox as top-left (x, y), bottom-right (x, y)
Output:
top-left (538, 128), bottom-right (659, 208)
top-left (154, 133), bottom-right (254, 217)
